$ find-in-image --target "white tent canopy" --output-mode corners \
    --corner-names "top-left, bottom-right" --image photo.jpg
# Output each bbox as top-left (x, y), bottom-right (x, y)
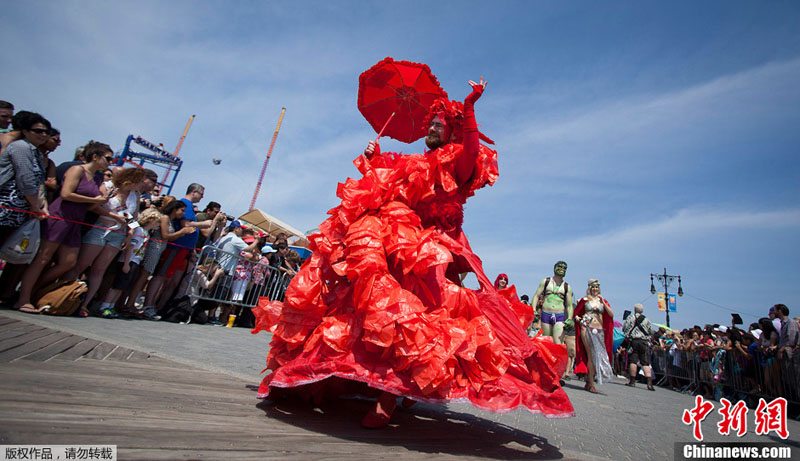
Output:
top-left (238, 209), bottom-right (310, 248)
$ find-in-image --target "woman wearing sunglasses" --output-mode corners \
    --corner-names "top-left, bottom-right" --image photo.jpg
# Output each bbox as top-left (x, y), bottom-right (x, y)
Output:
top-left (16, 141), bottom-right (120, 314)
top-left (0, 112), bottom-right (51, 245)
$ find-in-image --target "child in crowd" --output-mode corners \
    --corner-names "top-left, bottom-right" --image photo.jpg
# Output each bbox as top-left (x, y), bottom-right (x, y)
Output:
top-left (188, 260), bottom-right (226, 324)
top-left (231, 247), bottom-right (259, 304)
top-left (96, 208), bottom-right (162, 318)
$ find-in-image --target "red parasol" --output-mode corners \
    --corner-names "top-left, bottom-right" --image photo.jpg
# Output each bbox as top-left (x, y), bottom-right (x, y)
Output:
top-left (358, 57), bottom-right (448, 144)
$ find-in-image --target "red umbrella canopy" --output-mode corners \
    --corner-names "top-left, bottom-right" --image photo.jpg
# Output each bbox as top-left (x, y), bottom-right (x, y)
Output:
top-left (358, 57), bottom-right (448, 144)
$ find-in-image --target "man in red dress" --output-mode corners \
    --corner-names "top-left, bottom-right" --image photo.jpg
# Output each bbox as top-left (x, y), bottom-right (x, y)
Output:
top-left (253, 76), bottom-right (573, 428)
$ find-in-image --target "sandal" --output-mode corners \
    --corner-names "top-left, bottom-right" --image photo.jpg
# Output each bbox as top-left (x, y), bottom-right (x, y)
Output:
top-left (18, 304), bottom-right (42, 314)
top-left (77, 308), bottom-right (89, 318)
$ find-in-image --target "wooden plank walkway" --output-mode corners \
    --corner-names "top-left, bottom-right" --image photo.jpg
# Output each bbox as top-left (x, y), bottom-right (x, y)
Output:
top-left (0, 314), bottom-right (566, 460)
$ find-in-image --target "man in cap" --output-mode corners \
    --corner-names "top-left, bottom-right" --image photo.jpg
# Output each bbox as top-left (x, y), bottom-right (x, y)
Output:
top-left (216, 220), bottom-right (258, 325)
top-left (623, 303), bottom-right (655, 390)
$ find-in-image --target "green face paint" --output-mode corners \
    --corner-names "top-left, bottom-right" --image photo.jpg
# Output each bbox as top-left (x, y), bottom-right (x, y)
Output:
top-left (554, 264), bottom-right (567, 277)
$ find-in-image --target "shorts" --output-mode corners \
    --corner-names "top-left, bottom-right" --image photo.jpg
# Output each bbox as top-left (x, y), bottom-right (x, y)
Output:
top-left (541, 311), bottom-right (566, 325)
top-left (154, 248), bottom-right (190, 278)
top-left (82, 225), bottom-right (126, 249)
top-left (628, 338), bottom-right (651, 366)
top-left (112, 261), bottom-right (141, 290)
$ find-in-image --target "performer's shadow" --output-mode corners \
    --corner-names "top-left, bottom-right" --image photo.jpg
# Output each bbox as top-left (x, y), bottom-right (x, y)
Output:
top-left (255, 393), bottom-right (563, 459)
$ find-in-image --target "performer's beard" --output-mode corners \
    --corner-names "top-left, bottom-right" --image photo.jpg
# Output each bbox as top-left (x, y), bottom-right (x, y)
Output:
top-left (425, 133), bottom-right (443, 149)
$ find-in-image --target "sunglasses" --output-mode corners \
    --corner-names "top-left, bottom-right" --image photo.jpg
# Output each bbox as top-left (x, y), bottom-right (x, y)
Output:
top-left (104, 156), bottom-right (114, 162)
top-left (29, 128), bottom-right (49, 134)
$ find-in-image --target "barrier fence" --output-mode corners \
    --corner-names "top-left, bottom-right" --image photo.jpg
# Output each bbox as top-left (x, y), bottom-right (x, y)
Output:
top-left (644, 347), bottom-right (800, 408)
top-left (184, 245), bottom-right (291, 324)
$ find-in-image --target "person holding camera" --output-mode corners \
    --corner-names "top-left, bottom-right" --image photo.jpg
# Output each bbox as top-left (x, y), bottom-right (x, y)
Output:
top-left (195, 201), bottom-right (225, 249)
top-left (61, 167), bottom-right (147, 316)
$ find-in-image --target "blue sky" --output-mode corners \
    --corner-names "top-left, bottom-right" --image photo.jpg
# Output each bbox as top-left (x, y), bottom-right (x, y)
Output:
top-left (4, 1), bottom-right (799, 330)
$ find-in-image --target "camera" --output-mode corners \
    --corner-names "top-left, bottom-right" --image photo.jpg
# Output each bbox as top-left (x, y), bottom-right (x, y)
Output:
top-left (226, 215), bottom-right (235, 221)
top-left (151, 197), bottom-right (164, 208)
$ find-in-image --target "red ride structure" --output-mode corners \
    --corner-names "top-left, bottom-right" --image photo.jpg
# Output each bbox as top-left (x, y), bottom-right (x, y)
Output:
top-left (250, 108), bottom-right (286, 211)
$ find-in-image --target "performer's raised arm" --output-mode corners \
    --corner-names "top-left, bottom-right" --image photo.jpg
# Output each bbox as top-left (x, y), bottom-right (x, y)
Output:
top-left (455, 77), bottom-right (487, 184)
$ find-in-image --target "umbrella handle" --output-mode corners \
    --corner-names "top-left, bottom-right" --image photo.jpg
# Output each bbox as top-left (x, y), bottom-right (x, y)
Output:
top-left (375, 111), bottom-right (396, 143)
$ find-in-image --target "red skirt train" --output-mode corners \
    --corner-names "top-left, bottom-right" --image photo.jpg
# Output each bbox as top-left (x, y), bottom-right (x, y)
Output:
top-left (252, 145), bottom-right (574, 418)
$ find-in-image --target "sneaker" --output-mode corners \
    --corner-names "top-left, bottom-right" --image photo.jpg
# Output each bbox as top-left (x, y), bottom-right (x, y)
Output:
top-left (100, 308), bottom-right (119, 319)
top-left (207, 316), bottom-right (222, 326)
top-left (141, 306), bottom-right (161, 321)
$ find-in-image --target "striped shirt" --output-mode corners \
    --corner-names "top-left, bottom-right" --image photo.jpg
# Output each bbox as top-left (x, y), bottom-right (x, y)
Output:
top-left (0, 139), bottom-right (46, 195)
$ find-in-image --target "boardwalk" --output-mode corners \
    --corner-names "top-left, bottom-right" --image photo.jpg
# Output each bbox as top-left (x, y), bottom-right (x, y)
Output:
top-left (0, 311), bottom-right (797, 460)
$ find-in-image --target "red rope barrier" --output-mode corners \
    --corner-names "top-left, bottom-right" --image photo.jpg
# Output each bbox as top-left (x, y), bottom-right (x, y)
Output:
top-left (0, 205), bottom-right (198, 251)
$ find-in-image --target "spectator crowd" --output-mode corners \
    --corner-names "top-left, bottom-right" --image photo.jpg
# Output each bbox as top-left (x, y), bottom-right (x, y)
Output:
top-left (516, 269), bottom-right (800, 406)
top-left (0, 102), bottom-right (303, 327)
top-left (1, 101), bottom-right (797, 410)
top-left (642, 304), bottom-right (800, 406)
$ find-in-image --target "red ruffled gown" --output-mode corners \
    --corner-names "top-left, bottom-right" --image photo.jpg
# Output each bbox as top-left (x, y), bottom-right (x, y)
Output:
top-left (252, 101), bottom-right (574, 419)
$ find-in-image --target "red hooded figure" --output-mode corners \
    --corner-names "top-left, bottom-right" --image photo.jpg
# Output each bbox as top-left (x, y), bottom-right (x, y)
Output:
top-left (252, 65), bottom-right (573, 427)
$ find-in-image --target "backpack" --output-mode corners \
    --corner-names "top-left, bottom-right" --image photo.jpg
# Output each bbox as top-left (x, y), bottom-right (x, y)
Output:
top-left (537, 277), bottom-right (569, 309)
top-left (33, 280), bottom-right (88, 316)
top-left (161, 295), bottom-right (194, 323)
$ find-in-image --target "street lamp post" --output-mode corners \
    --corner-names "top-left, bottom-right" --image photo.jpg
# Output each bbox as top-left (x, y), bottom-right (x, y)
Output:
top-left (650, 268), bottom-right (683, 328)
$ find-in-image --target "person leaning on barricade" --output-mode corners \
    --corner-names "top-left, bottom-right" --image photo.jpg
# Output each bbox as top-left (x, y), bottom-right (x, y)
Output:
top-left (266, 241), bottom-right (290, 302)
top-left (96, 208), bottom-right (163, 318)
top-left (757, 317), bottom-right (782, 398)
top-left (195, 201), bottom-right (224, 249)
top-left (153, 183), bottom-right (222, 314)
top-left (62, 167), bottom-right (147, 318)
top-left (15, 141), bottom-right (117, 314)
top-left (0, 111), bottom-right (54, 305)
top-left (136, 198), bottom-right (196, 320)
top-left (187, 258), bottom-right (226, 325)
top-left (0, 111), bottom-right (51, 245)
top-left (214, 220), bottom-right (258, 326)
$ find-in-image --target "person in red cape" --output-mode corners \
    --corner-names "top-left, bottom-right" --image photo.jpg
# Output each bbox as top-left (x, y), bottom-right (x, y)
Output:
top-left (252, 76), bottom-right (574, 428)
top-left (573, 279), bottom-right (614, 393)
top-left (494, 273), bottom-right (535, 330)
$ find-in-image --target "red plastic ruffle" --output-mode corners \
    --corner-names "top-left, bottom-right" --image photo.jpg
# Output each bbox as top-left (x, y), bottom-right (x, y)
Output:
top-left (252, 144), bottom-right (574, 418)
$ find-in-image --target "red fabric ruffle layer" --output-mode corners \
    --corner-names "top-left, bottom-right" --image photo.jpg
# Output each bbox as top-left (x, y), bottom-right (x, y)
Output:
top-left (252, 143), bottom-right (574, 418)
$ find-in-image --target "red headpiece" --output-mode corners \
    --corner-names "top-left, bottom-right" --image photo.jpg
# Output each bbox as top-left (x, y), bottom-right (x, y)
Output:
top-left (422, 97), bottom-right (464, 144)
top-left (422, 97), bottom-right (495, 146)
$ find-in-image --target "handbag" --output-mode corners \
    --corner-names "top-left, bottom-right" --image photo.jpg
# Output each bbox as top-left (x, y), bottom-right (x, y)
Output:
top-left (0, 218), bottom-right (41, 264)
top-left (33, 280), bottom-right (88, 316)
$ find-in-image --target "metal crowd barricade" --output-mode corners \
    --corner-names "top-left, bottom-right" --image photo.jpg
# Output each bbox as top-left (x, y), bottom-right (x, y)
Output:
top-left (654, 349), bottom-right (697, 394)
top-left (651, 345), bottom-right (800, 409)
top-left (183, 245), bottom-right (291, 324)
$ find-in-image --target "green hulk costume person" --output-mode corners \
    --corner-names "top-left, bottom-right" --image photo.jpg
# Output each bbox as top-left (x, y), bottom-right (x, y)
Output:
top-left (532, 261), bottom-right (574, 380)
